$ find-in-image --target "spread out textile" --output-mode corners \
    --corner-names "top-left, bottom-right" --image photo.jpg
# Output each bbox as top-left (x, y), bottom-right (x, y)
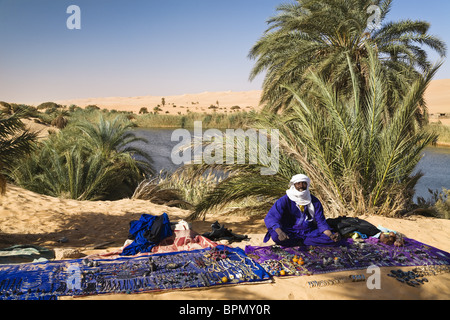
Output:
top-left (245, 238), bottom-right (450, 276)
top-left (0, 246), bottom-right (270, 300)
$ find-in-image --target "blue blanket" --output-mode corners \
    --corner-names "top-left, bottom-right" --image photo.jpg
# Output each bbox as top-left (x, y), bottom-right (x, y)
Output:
top-left (0, 246), bottom-right (270, 300)
top-left (120, 213), bottom-right (173, 256)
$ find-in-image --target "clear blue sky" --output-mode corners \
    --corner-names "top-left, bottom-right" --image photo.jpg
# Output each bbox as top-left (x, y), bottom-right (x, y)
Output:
top-left (0, 0), bottom-right (449, 104)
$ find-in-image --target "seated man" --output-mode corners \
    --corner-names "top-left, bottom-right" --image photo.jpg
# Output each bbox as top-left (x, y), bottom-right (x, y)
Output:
top-left (264, 174), bottom-right (340, 247)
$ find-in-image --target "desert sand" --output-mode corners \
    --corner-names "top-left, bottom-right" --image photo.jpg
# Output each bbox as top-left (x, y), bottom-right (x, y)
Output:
top-left (54, 90), bottom-right (263, 115)
top-left (52, 79), bottom-right (450, 119)
top-left (425, 79), bottom-right (450, 125)
top-left (0, 183), bottom-right (449, 300)
top-left (425, 79), bottom-right (450, 114)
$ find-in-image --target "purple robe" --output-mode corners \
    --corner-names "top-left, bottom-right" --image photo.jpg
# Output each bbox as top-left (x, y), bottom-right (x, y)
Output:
top-left (264, 195), bottom-right (336, 246)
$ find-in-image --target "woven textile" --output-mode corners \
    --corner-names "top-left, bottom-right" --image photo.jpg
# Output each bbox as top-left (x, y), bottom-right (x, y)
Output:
top-left (0, 245), bottom-right (270, 300)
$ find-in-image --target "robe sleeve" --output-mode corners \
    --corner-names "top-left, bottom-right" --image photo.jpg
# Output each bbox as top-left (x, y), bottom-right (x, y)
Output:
top-left (264, 196), bottom-right (288, 231)
top-left (312, 197), bottom-right (331, 233)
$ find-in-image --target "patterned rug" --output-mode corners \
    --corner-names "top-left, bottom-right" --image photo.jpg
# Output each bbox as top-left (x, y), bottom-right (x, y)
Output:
top-left (0, 245), bottom-right (270, 300)
top-left (245, 238), bottom-right (450, 277)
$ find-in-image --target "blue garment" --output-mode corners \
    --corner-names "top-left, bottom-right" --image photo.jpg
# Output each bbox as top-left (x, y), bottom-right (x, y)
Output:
top-left (121, 213), bottom-right (173, 256)
top-left (264, 195), bottom-right (335, 246)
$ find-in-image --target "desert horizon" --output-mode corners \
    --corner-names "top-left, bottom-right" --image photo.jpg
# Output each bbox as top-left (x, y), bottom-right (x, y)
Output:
top-left (7, 78), bottom-right (433, 117)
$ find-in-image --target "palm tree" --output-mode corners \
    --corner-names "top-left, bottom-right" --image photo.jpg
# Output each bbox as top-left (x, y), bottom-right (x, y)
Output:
top-left (75, 115), bottom-right (154, 175)
top-left (7, 116), bottom-right (154, 200)
top-left (0, 111), bottom-right (37, 194)
top-left (249, 0), bottom-right (446, 117)
top-left (190, 48), bottom-right (439, 220)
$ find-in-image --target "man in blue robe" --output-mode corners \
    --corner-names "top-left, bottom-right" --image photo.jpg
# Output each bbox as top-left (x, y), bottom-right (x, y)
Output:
top-left (264, 174), bottom-right (341, 247)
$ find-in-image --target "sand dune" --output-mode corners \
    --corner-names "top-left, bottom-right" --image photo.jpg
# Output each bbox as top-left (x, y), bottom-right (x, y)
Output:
top-left (55, 90), bottom-right (263, 115)
top-left (51, 79), bottom-right (450, 118)
top-left (425, 79), bottom-right (450, 115)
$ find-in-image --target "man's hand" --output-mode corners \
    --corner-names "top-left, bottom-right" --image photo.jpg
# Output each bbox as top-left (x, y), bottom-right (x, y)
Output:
top-left (330, 233), bottom-right (340, 242)
top-left (324, 230), bottom-right (340, 242)
top-left (275, 228), bottom-right (289, 242)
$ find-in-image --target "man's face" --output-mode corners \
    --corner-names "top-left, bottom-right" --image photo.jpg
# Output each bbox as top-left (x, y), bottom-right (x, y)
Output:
top-left (294, 181), bottom-right (308, 192)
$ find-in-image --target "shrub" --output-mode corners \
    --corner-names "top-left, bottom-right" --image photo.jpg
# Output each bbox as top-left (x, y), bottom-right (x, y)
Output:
top-left (37, 102), bottom-right (62, 110)
top-left (139, 107), bottom-right (149, 114)
top-left (7, 116), bottom-right (154, 200)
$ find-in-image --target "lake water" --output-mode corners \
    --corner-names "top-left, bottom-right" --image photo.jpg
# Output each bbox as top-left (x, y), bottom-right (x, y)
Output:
top-left (130, 128), bottom-right (450, 203)
top-left (414, 146), bottom-right (450, 201)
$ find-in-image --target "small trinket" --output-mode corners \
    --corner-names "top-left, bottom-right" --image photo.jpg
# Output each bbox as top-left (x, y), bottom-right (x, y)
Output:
top-left (148, 258), bottom-right (157, 272)
top-left (165, 263), bottom-right (180, 270)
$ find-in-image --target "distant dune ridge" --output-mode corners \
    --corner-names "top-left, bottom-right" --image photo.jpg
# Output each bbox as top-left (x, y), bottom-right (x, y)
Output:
top-left (50, 79), bottom-right (450, 118)
top-left (425, 79), bottom-right (450, 115)
top-left (54, 90), bottom-right (263, 115)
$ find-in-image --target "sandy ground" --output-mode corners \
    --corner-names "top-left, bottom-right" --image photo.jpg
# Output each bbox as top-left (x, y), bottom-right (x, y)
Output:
top-left (0, 184), bottom-right (449, 300)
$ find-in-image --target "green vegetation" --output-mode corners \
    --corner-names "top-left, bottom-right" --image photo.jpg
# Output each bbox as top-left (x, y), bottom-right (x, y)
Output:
top-left (425, 122), bottom-right (450, 145)
top-left (249, 0), bottom-right (446, 118)
top-left (134, 111), bottom-right (252, 129)
top-left (180, 0), bottom-right (448, 220)
top-left (5, 115), bottom-right (153, 201)
top-left (416, 188), bottom-right (450, 219)
top-left (132, 168), bottom-right (223, 209)
top-left (0, 109), bottom-right (37, 194)
top-left (189, 51), bottom-right (439, 219)
top-left (1, 0), bottom-right (448, 221)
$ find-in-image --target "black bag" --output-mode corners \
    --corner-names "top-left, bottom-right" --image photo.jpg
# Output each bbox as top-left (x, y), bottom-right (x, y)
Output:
top-left (326, 216), bottom-right (380, 237)
top-left (202, 221), bottom-right (249, 243)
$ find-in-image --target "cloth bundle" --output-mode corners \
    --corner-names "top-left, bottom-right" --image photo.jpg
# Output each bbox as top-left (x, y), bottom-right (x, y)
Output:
top-left (121, 213), bottom-right (173, 256)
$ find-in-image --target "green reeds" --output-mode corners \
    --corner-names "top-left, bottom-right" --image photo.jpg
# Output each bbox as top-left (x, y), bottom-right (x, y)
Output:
top-left (425, 122), bottom-right (450, 145)
top-left (132, 167), bottom-right (223, 209)
top-left (134, 111), bottom-right (253, 129)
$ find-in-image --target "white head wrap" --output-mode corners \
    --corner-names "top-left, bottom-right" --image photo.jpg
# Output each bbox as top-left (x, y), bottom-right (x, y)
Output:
top-left (286, 174), bottom-right (312, 206)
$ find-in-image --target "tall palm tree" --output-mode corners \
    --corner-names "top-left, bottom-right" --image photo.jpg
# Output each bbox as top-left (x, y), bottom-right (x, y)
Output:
top-left (249, 0), bottom-right (446, 118)
top-left (0, 111), bottom-right (37, 194)
top-left (190, 48), bottom-right (439, 220)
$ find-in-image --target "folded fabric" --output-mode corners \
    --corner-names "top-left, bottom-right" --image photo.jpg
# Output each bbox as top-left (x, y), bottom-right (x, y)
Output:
top-left (0, 245), bottom-right (55, 264)
top-left (120, 213), bottom-right (173, 256)
top-left (152, 229), bottom-right (218, 253)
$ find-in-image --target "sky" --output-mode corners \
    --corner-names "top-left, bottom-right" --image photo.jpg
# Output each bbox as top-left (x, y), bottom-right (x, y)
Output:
top-left (0, 0), bottom-right (449, 104)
